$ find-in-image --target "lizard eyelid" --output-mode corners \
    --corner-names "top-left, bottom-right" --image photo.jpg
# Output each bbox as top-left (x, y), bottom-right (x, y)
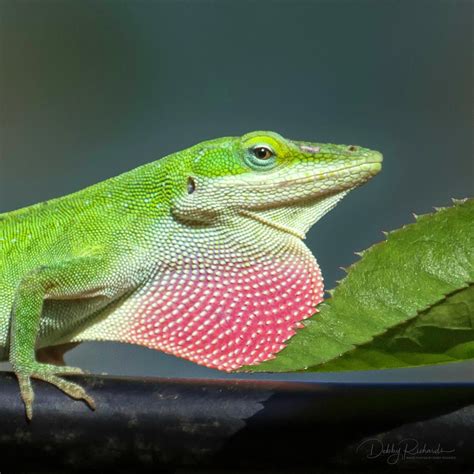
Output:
top-left (252, 146), bottom-right (274, 160)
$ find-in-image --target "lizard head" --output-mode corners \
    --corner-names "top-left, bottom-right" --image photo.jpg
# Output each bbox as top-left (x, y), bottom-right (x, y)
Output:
top-left (118, 132), bottom-right (383, 371)
top-left (172, 130), bottom-right (382, 239)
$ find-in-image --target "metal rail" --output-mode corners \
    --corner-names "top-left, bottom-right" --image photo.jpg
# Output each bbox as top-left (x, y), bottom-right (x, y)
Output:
top-left (0, 372), bottom-right (473, 472)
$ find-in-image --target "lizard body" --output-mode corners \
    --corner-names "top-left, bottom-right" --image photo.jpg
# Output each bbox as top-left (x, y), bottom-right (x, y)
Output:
top-left (0, 131), bottom-right (382, 418)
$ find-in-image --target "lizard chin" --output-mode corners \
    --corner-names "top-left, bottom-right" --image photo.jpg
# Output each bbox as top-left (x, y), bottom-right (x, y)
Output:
top-left (235, 189), bottom-right (352, 242)
top-left (237, 209), bottom-right (306, 239)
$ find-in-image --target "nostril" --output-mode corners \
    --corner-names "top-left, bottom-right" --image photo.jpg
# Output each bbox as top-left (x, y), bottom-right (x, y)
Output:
top-left (348, 145), bottom-right (358, 152)
top-left (187, 177), bottom-right (196, 194)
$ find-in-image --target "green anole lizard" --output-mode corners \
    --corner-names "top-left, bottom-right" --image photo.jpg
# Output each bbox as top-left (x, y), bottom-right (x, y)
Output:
top-left (0, 131), bottom-right (382, 419)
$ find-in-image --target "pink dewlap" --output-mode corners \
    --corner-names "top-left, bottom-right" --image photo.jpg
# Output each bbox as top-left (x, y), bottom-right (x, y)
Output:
top-left (129, 252), bottom-right (324, 371)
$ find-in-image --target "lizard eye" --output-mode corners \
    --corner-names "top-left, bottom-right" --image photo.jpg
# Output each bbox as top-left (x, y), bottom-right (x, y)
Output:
top-left (244, 143), bottom-right (277, 170)
top-left (252, 146), bottom-right (273, 160)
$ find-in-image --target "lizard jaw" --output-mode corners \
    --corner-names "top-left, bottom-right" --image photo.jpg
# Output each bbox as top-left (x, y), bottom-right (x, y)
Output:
top-left (238, 209), bottom-right (306, 240)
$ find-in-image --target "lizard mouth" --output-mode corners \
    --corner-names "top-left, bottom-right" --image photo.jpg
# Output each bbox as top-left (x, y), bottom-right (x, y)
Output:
top-left (234, 161), bottom-right (382, 239)
top-left (223, 161), bottom-right (382, 191)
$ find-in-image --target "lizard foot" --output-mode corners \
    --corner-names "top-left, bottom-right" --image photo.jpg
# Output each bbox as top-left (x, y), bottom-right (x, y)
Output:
top-left (13, 362), bottom-right (96, 420)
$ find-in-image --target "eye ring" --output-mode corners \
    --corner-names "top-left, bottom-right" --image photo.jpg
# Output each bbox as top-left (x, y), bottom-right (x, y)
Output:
top-left (244, 143), bottom-right (277, 170)
top-left (252, 145), bottom-right (274, 160)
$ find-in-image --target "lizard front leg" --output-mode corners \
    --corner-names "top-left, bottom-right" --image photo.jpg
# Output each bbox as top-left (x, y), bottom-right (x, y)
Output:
top-left (9, 256), bottom-right (122, 420)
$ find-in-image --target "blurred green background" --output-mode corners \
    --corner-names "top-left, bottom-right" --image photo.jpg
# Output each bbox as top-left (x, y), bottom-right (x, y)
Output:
top-left (0, 0), bottom-right (472, 381)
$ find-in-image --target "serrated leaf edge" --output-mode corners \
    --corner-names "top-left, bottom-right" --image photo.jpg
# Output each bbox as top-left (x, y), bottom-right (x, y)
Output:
top-left (303, 282), bottom-right (474, 372)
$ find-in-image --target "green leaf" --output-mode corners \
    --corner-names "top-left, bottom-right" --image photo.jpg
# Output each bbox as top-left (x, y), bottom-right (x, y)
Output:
top-left (309, 285), bottom-right (474, 372)
top-left (242, 198), bottom-right (473, 372)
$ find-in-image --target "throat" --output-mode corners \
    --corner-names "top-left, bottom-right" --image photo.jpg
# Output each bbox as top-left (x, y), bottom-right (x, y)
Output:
top-left (115, 226), bottom-right (325, 371)
top-left (238, 209), bottom-right (305, 239)
top-left (238, 190), bottom-right (351, 240)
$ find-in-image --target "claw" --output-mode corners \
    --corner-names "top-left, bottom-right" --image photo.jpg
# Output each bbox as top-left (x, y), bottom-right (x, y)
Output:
top-left (13, 362), bottom-right (95, 419)
top-left (15, 373), bottom-right (34, 421)
top-left (36, 374), bottom-right (96, 411)
top-left (82, 392), bottom-right (96, 410)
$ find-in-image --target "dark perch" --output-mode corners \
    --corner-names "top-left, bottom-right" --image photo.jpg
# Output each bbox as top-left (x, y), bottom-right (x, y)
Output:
top-left (0, 371), bottom-right (473, 472)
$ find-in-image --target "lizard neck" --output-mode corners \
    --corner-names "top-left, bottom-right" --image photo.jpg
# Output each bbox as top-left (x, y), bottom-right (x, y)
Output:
top-left (124, 216), bottom-right (324, 370)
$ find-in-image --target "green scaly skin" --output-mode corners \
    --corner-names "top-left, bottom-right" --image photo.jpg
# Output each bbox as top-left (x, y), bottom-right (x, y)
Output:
top-left (0, 131), bottom-right (382, 419)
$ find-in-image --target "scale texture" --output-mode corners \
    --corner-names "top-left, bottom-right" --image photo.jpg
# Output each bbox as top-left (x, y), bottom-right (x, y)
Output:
top-left (0, 130), bottom-right (382, 417)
